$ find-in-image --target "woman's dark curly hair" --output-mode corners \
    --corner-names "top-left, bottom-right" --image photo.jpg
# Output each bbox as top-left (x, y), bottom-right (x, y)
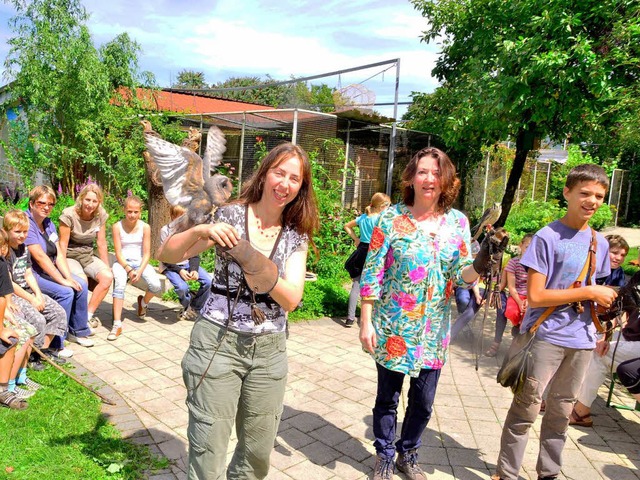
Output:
top-left (401, 147), bottom-right (460, 212)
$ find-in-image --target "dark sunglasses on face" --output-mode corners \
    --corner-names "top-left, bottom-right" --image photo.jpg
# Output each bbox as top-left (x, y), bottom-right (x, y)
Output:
top-left (35, 201), bottom-right (55, 208)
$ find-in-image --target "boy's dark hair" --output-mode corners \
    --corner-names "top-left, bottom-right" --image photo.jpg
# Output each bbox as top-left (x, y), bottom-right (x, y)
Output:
top-left (521, 233), bottom-right (534, 244)
top-left (606, 234), bottom-right (629, 253)
top-left (565, 164), bottom-right (609, 191)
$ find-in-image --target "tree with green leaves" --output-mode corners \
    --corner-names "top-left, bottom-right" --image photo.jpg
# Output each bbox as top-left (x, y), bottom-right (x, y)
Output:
top-left (173, 69), bottom-right (207, 90)
top-left (2, 0), bottom-right (154, 194)
top-left (409, 0), bottom-right (640, 225)
top-left (211, 75), bottom-right (346, 112)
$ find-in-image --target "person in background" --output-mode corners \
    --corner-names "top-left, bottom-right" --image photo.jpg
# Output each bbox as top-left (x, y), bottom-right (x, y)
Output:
top-left (3, 209), bottom-right (67, 370)
top-left (0, 228), bottom-right (40, 400)
top-left (0, 263), bottom-right (22, 409)
top-left (571, 234), bottom-right (630, 427)
top-left (359, 147), bottom-right (502, 480)
top-left (450, 238), bottom-right (506, 345)
top-left (25, 185), bottom-right (93, 358)
top-left (110, 195), bottom-right (161, 341)
top-left (485, 234), bottom-right (533, 357)
top-left (616, 357), bottom-right (640, 402)
top-left (343, 192), bottom-right (390, 328)
top-left (160, 205), bottom-right (212, 321)
top-left (58, 183), bottom-right (113, 329)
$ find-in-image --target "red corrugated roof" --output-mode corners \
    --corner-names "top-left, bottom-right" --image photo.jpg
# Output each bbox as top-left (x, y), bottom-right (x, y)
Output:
top-left (115, 87), bottom-right (273, 114)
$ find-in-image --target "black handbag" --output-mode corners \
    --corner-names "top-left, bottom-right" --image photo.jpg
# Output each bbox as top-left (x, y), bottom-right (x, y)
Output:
top-left (344, 242), bottom-right (369, 279)
top-left (496, 331), bottom-right (536, 394)
top-left (622, 308), bottom-right (640, 341)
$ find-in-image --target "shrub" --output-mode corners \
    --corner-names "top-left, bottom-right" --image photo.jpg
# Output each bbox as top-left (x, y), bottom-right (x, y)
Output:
top-left (504, 199), bottom-right (613, 244)
top-left (290, 276), bottom-right (350, 321)
top-left (504, 199), bottom-right (563, 245)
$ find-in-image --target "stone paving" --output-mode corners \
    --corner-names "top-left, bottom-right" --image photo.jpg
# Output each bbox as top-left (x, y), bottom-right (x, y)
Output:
top-left (71, 286), bottom-right (640, 480)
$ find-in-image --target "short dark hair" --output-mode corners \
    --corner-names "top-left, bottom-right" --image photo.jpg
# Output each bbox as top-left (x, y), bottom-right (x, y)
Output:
top-left (566, 164), bottom-right (609, 191)
top-left (401, 147), bottom-right (460, 211)
top-left (521, 233), bottom-right (534, 244)
top-left (606, 234), bottom-right (629, 253)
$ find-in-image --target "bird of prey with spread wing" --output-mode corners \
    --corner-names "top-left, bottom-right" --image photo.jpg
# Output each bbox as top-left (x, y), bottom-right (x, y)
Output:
top-left (141, 120), bottom-right (233, 233)
top-left (472, 202), bottom-right (502, 241)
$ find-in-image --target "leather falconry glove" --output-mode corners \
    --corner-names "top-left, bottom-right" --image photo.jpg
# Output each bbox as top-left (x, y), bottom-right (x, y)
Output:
top-left (472, 227), bottom-right (509, 276)
top-left (222, 239), bottom-right (279, 294)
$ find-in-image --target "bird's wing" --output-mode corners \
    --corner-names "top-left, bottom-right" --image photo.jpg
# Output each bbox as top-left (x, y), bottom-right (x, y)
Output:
top-left (202, 126), bottom-right (226, 180)
top-left (143, 131), bottom-right (204, 207)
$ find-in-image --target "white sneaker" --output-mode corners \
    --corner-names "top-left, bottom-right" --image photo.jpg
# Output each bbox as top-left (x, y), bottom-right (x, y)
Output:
top-left (58, 347), bottom-right (75, 358)
top-left (67, 334), bottom-right (95, 347)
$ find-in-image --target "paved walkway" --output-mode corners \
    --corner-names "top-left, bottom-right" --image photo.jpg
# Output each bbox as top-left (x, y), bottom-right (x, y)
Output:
top-left (72, 287), bottom-right (640, 480)
top-left (602, 227), bottom-right (640, 248)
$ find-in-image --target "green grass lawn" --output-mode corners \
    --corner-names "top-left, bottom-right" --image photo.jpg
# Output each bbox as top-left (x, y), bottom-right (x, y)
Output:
top-left (0, 365), bottom-right (169, 479)
top-left (623, 246), bottom-right (639, 276)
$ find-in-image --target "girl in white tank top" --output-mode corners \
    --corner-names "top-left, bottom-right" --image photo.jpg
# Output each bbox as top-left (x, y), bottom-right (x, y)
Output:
top-left (109, 196), bottom-right (162, 341)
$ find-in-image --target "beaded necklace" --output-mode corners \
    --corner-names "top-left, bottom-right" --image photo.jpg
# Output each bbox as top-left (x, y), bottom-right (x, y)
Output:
top-left (255, 216), bottom-right (282, 239)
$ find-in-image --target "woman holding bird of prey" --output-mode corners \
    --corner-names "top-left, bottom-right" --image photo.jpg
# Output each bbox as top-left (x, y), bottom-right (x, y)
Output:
top-left (158, 142), bottom-right (319, 480)
top-left (358, 147), bottom-right (507, 480)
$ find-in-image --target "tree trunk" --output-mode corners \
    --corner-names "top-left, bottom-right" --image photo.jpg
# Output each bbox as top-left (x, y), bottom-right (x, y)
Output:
top-left (495, 124), bottom-right (536, 227)
top-left (143, 151), bottom-right (171, 258)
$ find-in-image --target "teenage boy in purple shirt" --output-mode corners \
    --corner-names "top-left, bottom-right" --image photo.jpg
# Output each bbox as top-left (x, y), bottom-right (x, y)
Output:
top-left (493, 164), bottom-right (618, 480)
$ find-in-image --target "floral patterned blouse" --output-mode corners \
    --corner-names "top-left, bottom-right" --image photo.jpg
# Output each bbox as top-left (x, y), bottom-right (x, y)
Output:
top-left (360, 203), bottom-right (474, 377)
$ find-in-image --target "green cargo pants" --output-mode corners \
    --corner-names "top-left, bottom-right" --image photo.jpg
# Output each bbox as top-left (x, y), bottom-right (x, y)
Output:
top-left (182, 319), bottom-right (288, 480)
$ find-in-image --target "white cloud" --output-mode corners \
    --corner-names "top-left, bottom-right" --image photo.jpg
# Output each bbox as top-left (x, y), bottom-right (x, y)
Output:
top-left (2, 0), bottom-right (442, 116)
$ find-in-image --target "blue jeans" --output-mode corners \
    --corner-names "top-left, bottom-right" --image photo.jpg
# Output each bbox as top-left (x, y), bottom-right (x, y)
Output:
top-left (164, 267), bottom-right (212, 311)
top-left (372, 363), bottom-right (441, 459)
top-left (454, 287), bottom-right (472, 314)
top-left (34, 272), bottom-right (90, 339)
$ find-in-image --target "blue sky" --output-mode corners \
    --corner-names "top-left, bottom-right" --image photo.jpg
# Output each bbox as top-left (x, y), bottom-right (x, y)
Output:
top-left (0, 0), bottom-right (441, 118)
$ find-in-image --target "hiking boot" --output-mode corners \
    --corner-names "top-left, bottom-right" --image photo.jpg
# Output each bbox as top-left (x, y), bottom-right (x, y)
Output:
top-left (395, 449), bottom-right (426, 480)
top-left (373, 455), bottom-right (394, 480)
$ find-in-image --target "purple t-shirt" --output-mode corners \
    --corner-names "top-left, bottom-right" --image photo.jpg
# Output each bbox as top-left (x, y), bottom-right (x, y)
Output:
top-left (520, 220), bottom-right (610, 349)
top-left (24, 209), bottom-right (59, 278)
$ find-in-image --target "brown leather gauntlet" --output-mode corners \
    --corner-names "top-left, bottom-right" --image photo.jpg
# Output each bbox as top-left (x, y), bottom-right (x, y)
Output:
top-left (222, 239), bottom-right (279, 294)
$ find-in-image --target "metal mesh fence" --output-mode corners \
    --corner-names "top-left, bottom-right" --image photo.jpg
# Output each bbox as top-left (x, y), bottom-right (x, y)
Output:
top-left (463, 152), bottom-right (631, 225)
top-left (177, 109), bottom-right (434, 212)
top-left (176, 111), bottom-right (632, 224)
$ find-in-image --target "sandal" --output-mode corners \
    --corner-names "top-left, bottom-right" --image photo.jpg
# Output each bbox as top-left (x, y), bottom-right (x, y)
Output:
top-left (0, 389), bottom-right (28, 410)
top-left (485, 341), bottom-right (501, 357)
top-left (569, 408), bottom-right (593, 427)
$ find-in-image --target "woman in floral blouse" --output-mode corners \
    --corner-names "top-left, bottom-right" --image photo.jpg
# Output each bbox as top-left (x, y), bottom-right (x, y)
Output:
top-left (359, 147), bottom-right (497, 480)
